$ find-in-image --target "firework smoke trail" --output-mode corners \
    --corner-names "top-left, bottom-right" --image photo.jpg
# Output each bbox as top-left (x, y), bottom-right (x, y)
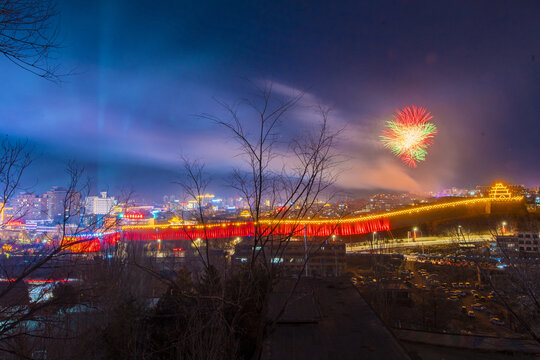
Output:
top-left (380, 106), bottom-right (438, 167)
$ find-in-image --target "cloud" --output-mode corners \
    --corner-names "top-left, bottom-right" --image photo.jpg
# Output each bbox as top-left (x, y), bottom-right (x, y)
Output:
top-left (249, 80), bottom-right (440, 194)
top-left (337, 160), bottom-right (423, 193)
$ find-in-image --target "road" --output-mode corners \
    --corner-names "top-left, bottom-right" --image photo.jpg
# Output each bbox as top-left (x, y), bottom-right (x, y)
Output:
top-left (346, 236), bottom-right (491, 253)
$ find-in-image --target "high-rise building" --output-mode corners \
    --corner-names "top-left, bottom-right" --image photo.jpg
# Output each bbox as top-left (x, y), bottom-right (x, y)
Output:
top-left (11, 192), bottom-right (46, 220)
top-left (85, 191), bottom-right (116, 215)
top-left (44, 187), bottom-right (66, 220)
top-left (43, 187), bottom-right (82, 223)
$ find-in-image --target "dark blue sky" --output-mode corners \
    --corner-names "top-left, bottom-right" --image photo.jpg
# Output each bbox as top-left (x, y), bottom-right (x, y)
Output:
top-left (2, 0), bottom-right (540, 200)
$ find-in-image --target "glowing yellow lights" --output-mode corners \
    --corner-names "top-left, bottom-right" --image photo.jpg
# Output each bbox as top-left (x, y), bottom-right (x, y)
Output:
top-left (260, 196), bottom-right (523, 225)
top-left (120, 196), bottom-right (523, 231)
top-left (191, 238), bottom-right (203, 248)
top-left (169, 216), bottom-right (183, 225)
top-left (196, 194), bottom-right (215, 199)
top-left (239, 210), bottom-right (251, 218)
top-left (489, 183), bottom-right (512, 199)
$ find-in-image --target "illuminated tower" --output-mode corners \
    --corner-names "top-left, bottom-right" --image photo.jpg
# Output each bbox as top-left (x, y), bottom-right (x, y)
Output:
top-left (489, 183), bottom-right (512, 199)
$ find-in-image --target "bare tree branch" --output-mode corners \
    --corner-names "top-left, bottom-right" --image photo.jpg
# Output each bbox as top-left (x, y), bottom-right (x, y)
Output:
top-left (0, 0), bottom-right (62, 81)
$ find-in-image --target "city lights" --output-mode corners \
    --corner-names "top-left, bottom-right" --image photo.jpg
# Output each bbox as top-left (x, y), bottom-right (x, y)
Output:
top-left (120, 192), bottom-right (523, 243)
top-left (8, 183), bottom-right (526, 254)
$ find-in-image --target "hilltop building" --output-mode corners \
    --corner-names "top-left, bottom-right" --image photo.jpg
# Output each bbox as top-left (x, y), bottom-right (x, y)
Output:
top-left (477, 183), bottom-right (525, 198)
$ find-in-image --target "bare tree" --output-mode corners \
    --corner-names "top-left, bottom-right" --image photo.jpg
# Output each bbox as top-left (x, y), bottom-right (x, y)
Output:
top-left (108, 81), bottom-right (343, 359)
top-left (481, 217), bottom-right (540, 342)
top-left (202, 81), bottom-right (339, 274)
top-left (197, 81), bottom-right (341, 358)
top-left (0, 137), bottom-right (32, 223)
top-left (33, 82), bottom-right (343, 360)
top-left (0, 0), bottom-right (60, 81)
top-left (444, 210), bottom-right (540, 342)
top-left (176, 158), bottom-right (213, 270)
top-left (0, 163), bottom-right (130, 358)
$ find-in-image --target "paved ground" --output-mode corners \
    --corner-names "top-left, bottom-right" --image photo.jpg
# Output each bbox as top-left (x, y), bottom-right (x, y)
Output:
top-left (263, 277), bottom-right (410, 360)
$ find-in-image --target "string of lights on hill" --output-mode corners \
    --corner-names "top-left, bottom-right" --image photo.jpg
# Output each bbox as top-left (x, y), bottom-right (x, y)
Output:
top-left (66, 184), bottom-right (523, 252)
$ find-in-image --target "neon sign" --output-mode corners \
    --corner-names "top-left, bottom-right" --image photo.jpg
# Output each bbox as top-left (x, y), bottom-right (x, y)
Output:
top-left (124, 213), bottom-right (144, 219)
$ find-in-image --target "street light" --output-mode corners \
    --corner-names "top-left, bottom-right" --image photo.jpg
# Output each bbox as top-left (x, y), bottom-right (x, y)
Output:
top-left (413, 227), bottom-right (418, 240)
top-left (368, 231), bottom-right (377, 252)
top-left (502, 221), bottom-right (507, 234)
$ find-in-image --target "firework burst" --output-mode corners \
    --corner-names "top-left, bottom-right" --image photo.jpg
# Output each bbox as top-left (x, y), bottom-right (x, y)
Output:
top-left (380, 105), bottom-right (437, 167)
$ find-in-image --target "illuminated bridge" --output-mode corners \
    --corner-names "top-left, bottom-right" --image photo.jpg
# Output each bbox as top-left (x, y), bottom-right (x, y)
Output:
top-left (121, 197), bottom-right (524, 242)
top-left (71, 184), bottom-right (526, 252)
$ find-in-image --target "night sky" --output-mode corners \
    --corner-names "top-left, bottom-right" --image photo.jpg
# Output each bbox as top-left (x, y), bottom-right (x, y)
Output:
top-left (2, 0), bottom-right (540, 200)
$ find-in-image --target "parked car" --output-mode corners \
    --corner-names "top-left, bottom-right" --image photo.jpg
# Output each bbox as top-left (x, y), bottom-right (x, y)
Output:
top-left (472, 304), bottom-right (486, 311)
top-left (467, 311), bottom-right (475, 318)
top-left (490, 318), bottom-right (504, 326)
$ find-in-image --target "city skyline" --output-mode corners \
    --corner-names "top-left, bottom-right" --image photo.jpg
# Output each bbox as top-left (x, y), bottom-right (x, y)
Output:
top-left (8, 179), bottom-right (538, 209)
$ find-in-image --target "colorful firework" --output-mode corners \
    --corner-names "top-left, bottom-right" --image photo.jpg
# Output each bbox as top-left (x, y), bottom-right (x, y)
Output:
top-left (380, 105), bottom-right (437, 167)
